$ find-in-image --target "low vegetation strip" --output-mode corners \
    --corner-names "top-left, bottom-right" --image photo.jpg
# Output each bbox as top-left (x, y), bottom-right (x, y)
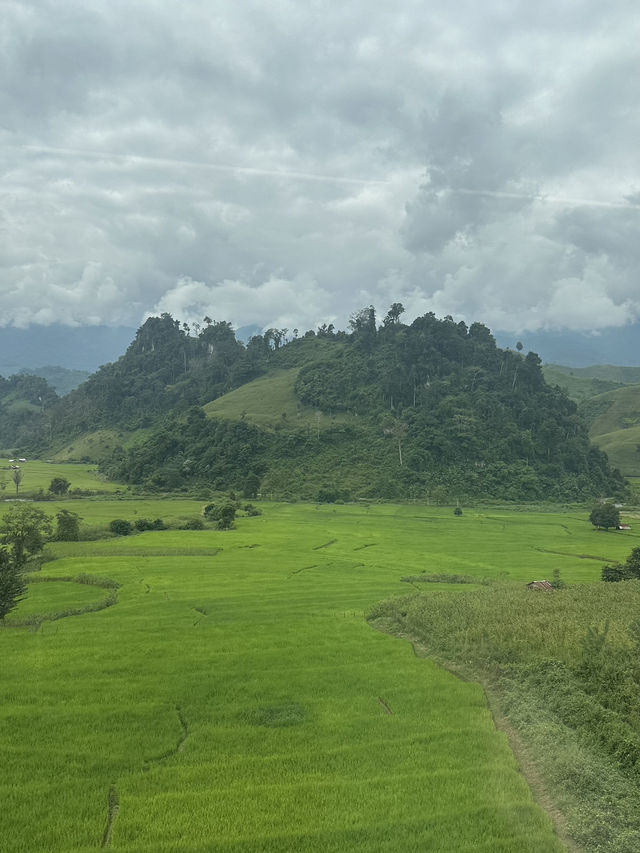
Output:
top-left (369, 580), bottom-right (640, 852)
top-left (101, 784), bottom-right (120, 848)
top-left (312, 539), bottom-right (337, 550)
top-left (144, 706), bottom-right (190, 768)
top-left (401, 572), bottom-right (490, 585)
top-left (6, 574), bottom-right (120, 629)
top-left (377, 697), bottom-right (393, 715)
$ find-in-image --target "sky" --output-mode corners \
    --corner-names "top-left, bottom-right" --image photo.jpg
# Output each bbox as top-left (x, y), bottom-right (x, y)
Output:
top-left (2, 0), bottom-right (640, 335)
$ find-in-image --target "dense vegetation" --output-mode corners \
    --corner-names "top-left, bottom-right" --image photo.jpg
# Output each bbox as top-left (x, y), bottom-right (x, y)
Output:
top-left (66, 308), bottom-right (626, 502)
top-left (0, 372), bottom-right (58, 452)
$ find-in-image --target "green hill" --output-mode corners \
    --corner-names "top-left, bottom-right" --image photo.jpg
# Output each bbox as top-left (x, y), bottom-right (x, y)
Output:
top-left (542, 363), bottom-right (640, 403)
top-left (581, 384), bottom-right (640, 436)
top-left (578, 384), bottom-right (640, 475)
top-left (592, 425), bottom-right (640, 476)
top-left (92, 310), bottom-right (625, 503)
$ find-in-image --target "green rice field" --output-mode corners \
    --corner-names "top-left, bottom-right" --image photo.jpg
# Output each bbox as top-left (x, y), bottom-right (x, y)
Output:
top-left (2, 502), bottom-right (635, 851)
top-left (0, 459), bottom-right (121, 495)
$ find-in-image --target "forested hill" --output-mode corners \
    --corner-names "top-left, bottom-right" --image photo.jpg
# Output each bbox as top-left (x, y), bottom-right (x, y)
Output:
top-left (45, 308), bottom-right (625, 502)
top-left (0, 373), bottom-right (58, 451)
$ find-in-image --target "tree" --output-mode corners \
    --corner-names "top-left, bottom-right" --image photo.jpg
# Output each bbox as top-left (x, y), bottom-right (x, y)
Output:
top-left (0, 545), bottom-right (26, 621)
top-left (602, 546), bottom-right (640, 582)
top-left (11, 468), bottom-right (22, 496)
top-left (589, 502), bottom-right (620, 530)
top-left (55, 509), bottom-right (81, 541)
top-left (0, 505), bottom-right (52, 567)
top-left (383, 302), bottom-right (405, 327)
top-left (49, 477), bottom-right (71, 495)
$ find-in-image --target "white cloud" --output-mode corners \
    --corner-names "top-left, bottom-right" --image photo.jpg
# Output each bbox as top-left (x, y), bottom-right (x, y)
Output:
top-left (151, 275), bottom-right (335, 331)
top-left (1, 0), bottom-right (640, 333)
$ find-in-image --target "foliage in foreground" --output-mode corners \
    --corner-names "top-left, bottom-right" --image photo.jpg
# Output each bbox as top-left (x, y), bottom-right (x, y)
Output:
top-left (369, 581), bottom-right (640, 852)
top-left (0, 504), bottom-right (52, 619)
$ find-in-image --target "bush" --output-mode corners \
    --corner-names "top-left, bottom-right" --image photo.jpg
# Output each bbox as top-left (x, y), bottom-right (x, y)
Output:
top-left (180, 518), bottom-right (205, 530)
top-left (134, 518), bottom-right (155, 531)
top-left (244, 504), bottom-right (262, 517)
top-left (109, 519), bottom-right (133, 536)
top-left (203, 503), bottom-right (218, 520)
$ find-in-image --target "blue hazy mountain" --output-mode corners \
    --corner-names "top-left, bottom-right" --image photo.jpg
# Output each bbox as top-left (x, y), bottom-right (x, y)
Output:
top-left (0, 324), bottom-right (137, 375)
top-left (0, 320), bottom-right (638, 378)
top-left (495, 323), bottom-right (640, 367)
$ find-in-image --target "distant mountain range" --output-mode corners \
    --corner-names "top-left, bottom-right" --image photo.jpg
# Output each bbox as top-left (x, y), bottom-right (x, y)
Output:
top-left (0, 324), bottom-right (137, 374)
top-left (495, 324), bottom-right (640, 367)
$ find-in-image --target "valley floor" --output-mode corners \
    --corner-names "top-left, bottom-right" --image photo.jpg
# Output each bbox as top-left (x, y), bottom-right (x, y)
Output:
top-left (3, 501), bottom-right (635, 851)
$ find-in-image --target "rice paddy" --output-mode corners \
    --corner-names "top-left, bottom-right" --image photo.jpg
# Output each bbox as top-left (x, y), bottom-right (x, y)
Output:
top-left (0, 459), bottom-right (121, 495)
top-left (2, 501), bottom-right (631, 851)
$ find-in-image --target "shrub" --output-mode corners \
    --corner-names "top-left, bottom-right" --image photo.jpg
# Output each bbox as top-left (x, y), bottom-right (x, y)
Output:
top-left (203, 503), bottom-right (218, 520)
top-left (180, 518), bottom-right (205, 530)
top-left (109, 519), bottom-right (133, 536)
top-left (243, 504), bottom-right (262, 516)
top-left (134, 518), bottom-right (155, 531)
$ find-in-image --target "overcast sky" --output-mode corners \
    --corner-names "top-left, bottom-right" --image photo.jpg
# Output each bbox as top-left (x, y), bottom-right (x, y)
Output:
top-left (2, 0), bottom-right (639, 334)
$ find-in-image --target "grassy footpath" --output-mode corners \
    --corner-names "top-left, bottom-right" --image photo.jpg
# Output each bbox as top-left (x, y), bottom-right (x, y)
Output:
top-left (1, 502), bottom-right (633, 851)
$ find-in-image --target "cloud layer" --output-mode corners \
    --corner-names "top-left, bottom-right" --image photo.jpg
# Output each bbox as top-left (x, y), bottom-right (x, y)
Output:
top-left (2, 0), bottom-right (639, 332)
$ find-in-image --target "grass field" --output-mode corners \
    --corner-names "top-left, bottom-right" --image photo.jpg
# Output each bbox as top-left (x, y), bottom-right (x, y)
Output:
top-left (203, 368), bottom-right (355, 431)
top-left (0, 459), bottom-right (121, 495)
top-left (51, 429), bottom-right (152, 464)
top-left (2, 502), bottom-right (634, 851)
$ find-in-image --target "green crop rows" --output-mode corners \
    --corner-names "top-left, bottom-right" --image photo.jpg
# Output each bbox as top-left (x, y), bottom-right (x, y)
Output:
top-left (3, 502), bottom-right (632, 851)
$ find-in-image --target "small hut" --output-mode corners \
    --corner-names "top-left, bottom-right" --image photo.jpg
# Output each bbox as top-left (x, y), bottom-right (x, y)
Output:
top-left (526, 580), bottom-right (553, 591)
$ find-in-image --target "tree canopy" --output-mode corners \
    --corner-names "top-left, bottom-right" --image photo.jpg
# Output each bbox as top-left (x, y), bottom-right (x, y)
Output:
top-left (0, 505), bottom-right (52, 567)
top-left (589, 502), bottom-right (620, 530)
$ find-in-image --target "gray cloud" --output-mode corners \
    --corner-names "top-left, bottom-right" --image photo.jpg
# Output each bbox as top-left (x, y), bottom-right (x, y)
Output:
top-left (1, 0), bottom-right (639, 333)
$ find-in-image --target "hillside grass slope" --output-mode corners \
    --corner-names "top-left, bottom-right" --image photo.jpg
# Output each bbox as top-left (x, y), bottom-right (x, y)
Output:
top-left (579, 385), bottom-right (640, 475)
